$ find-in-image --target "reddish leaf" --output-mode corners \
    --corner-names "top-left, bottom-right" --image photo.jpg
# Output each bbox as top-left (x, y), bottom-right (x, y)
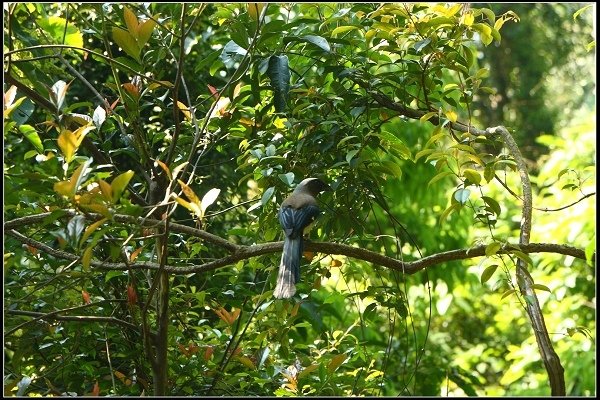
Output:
top-left (91, 381), bottom-right (100, 396)
top-left (127, 285), bottom-right (138, 306)
top-left (207, 84), bottom-right (218, 98)
top-left (82, 290), bottom-right (91, 305)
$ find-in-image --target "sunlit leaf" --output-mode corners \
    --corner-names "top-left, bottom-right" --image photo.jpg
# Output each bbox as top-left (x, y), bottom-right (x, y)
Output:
top-left (112, 27), bottom-right (140, 61)
top-left (111, 170), bottom-right (134, 203)
top-left (18, 125), bottom-right (44, 153)
top-left (201, 188), bottom-right (221, 214)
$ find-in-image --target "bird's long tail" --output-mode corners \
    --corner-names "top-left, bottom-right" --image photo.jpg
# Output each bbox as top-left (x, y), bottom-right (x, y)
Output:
top-left (274, 236), bottom-right (302, 298)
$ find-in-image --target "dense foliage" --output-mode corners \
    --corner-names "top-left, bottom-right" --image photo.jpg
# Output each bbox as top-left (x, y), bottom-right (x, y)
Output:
top-left (4, 3), bottom-right (595, 396)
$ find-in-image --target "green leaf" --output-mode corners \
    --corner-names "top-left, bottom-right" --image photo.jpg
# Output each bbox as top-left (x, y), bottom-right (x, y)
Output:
top-left (439, 203), bottom-right (460, 223)
top-left (331, 25), bottom-right (359, 37)
top-left (278, 172), bottom-right (295, 186)
top-left (428, 170), bottom-right (454, 187)
top-left (267, 55), bottom-right (290, 113)
top-left (18, 125), bottom-right (44, 153)
top-left (220, 40), bottom-right (248, 64)
top-left (482, 196), bottom-right (501, 216)
top-left (531, 284), bottom-right (551, 293)
top-left (463, 168), bottom-right (481, 185)
top-left (261, 186), bottom-right (275, 206)
top-left (67, 214), bottom-right (86, 249)
top-left (512, 250), bottom-right (533, 266)
top-left (111, 170), bottom-right (135, 203)
top-left (484, 163), bottom-right (495, 183)
top-left (585, 237), bottom-right (595, 266)
top-left (300, 35), bottom-right (331, 52)
top-left (501, 289), bottom-right (516, 300)
top-left (37, 16), bottom-right (83, 48)
top-left (346, 149), bottom-right (359, 164)
top-left (481, 264), bottom-right (498, 284)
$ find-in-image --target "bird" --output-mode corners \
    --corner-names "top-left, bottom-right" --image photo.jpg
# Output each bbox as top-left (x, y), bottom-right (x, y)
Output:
top-left (274, 177), bottom-right (331, 299)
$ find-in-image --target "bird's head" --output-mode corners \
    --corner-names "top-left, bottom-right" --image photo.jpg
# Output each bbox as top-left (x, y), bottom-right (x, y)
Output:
top-left (294, 177), bottom-right (332, 196)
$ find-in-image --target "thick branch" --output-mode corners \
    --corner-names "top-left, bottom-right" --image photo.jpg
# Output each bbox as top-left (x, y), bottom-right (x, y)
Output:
top-left (6, 228), bottom-right (588, 275)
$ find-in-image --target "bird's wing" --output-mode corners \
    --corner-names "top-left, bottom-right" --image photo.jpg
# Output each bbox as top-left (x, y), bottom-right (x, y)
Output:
top-left (278, 205), bottom-right (320, 238)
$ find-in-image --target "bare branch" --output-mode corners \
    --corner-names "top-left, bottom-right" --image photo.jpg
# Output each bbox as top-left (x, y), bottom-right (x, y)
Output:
top-left (6, 309), bottom-right (139, 332)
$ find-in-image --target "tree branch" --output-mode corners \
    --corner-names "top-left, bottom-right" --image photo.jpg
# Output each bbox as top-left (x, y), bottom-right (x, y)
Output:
top-left (5, 228), bottom-right (589, 275)
top-left (6, 309), bottom-right (139, 332)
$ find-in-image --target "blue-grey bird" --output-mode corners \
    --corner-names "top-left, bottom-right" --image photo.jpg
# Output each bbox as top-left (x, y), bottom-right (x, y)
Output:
top-left (274, 177), bottom-right (331, 299)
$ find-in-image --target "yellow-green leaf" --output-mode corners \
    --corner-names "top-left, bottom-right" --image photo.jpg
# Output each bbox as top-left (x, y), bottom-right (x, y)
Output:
top-left (54, 162), bottom-right (87, 198)
top-left (98, 179), bottom-right (113, 202)
top-left (237, 356), bottom-right (255, 369)
top-left (111, 170), bottom-right (134, 203)
top-left (57, 130), bottom-right (78, 162)
top-left (428, 170), bottom-right (454, 187)
top-left (82, 246), bottom-right (93, 271)
top-left (331, 25), bottom-right (359, 37)
top-left (137, 15), bottom-right (158, 46)
top-left (176, 101), bottom-right (192, 121)
top-left (445, 110), bottom-right (458, 123)
top-left (485, 242), bottom-right (502, 257)
top-left (82, 218), bottom-right (108, 244)
top-left (463, 168), bottom-right (481, 185)
top-left (112, 27), bottom-right (140, 61)
top-left (439, 203), bottom-right (460, 224)
top-left (124, 7), bottom-right (139, 36)
top-left (419, 111), bottom-right (437, 122)
top-left (501, 289), bottom-right (517, 300)
top-left (177, 179), bottom-right (201, 205)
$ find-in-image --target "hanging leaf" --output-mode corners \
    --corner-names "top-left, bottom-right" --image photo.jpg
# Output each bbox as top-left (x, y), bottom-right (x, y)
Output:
top-left (267, 55), bottom-right (290, 113)
top-left (480, 264), bottom-right (498, 284)
top-left (81, 246), bottom-right (93, 272)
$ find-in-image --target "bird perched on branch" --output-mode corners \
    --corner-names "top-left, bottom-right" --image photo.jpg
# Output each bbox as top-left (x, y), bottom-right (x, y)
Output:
top-left (274, 177), bottom-right (331, 299)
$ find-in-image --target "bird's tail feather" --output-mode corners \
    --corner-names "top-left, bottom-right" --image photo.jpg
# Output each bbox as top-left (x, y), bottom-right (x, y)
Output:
top-left (274, 237), bottom-right (302, 299)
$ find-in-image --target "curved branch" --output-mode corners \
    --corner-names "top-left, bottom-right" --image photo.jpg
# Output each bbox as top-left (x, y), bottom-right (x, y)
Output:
top-left (487, 126), bottom-right (566, 396)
